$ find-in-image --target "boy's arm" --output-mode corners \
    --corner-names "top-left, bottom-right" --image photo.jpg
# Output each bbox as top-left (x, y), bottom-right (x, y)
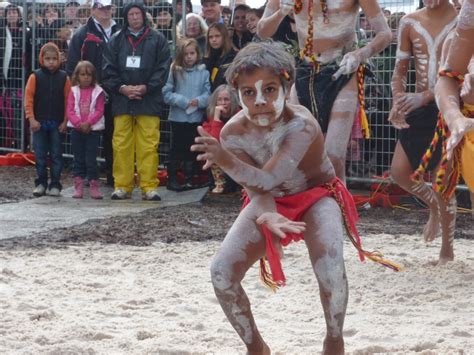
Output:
top-left (334, 1), bottom-right (392, 78)
top-left (24, 73), bottom-right (36, 120)
top-left (435, 1), bottom-right (474, 159)
top-left (193, 117), bottom-right (317, 193)
top-left (63, 78), bottom-right (72, 123)
top-left (388, 17), bottom-right (411, 128)
top-left (257, 0), bottom-right (287, 39)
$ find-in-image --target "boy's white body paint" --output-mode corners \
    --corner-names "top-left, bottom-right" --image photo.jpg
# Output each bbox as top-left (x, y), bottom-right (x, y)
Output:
top-left (458, 1), bottom-right (474, 29)
top-left (254, 80), bottom-right (266, 105)
top-left (400, 17), bottom-right (457, 89)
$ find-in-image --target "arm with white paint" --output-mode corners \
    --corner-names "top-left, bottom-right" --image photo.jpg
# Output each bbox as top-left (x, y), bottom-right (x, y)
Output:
top-left (257, 0), bottom-right (288, 39)
top-left (192, 118), bottom-right (317, 194)
top-left (435, 1), bottom-right (474, 158)
top-left (333, 1), bottom-right (391, 79)
top-left (388, 17), bottom-right (411, 129)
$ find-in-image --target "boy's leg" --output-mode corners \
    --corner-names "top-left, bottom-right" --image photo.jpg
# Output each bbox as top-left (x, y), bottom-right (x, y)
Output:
top-left (32, 129), bottom-right (48, 188)
top-left (48, 127), bottom-right (64, 191)
top-left (302, 197), bottom-right (347, 355)
top-left (210, 202), bottom-right (270, 354)
top-left (84, 131), bottom-right (101, 181)
top-left (113, 115), bottom-right (135, 193)
top-left (135, 115), bottom-right (160, 193)
top-left (436, 192), bottom-right (456, 264)
top-left (390, 141), bottom-right (441, 242)
top-left (71, 130), bottom-right (86, 178)
top-left (324, 76), bottom-right (358, 183)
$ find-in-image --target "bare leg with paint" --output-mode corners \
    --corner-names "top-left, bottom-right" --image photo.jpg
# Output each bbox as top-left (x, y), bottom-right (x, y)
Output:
top-left (390, 142), bottom-right (442, 242)
top-left (210, 203), bottom-right (271, 354)
top-left (303, 198), bottom-right (347, 355)
top-left (325, 77), bottom-right (358, 184)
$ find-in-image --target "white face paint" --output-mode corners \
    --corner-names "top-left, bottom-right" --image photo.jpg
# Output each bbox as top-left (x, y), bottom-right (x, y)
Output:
top-left (254, 80), bottom-right (266, 105)
top-left (238, 85), bottom-right (286, 127)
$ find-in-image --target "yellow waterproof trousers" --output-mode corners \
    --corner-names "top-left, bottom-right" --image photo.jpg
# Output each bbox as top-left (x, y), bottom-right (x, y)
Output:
top-left (113, 115), bottom-right (160, 193)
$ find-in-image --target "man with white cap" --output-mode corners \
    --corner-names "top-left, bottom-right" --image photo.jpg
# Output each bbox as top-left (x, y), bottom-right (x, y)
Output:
top-left (67, 0), bottom-right (120, 187)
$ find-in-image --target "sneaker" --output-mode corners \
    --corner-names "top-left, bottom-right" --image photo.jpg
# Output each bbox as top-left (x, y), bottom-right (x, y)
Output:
top-left (143, 189), bottom-right (161, 201)
top-left (48, 187), bottom-right (61, 197)
top-left (111, 188), bottom-right (130, 200)
top-left (33, 184), bottom-right (46, 197)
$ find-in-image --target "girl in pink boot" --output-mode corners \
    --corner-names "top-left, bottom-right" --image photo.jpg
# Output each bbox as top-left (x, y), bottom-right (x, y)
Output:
top-left (67, 60), bottom-right (105, 199)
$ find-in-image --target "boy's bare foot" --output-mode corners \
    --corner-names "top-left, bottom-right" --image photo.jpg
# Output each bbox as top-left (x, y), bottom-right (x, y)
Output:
top-left (437, 246), bottom-right (454, 265)
top-left (322, 336), bottom-right (344, 355)
top-left (423, 209), bottom-right (441, 242)
top-left (247, 343), bottom-right (271, 355)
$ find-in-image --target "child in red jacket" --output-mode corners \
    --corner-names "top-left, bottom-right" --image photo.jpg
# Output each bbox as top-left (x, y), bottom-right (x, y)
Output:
top-left (202, 84), bottom-right (240, 193)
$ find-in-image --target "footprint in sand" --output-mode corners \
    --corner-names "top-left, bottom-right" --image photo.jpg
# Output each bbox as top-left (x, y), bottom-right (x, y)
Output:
top-left (343, 329), bottom-right (358, 337)
top-left (452, 330), bottom-right (471, 337)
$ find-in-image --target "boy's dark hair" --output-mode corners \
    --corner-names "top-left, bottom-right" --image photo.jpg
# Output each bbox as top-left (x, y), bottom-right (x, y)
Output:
top-left (225, 41), bottom-right (295, 92)
top-left (71, 60), bottom-right (98, 87)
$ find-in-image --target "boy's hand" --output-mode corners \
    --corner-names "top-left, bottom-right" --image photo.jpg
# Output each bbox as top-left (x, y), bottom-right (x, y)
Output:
top-left (396, 92), bottom-right (428, 115)
top-left (445, 112), bottom-right (474, 159)
top-left (189, 99), bottom-right (198, 107)
top-left (191, 126), bottom-right (228, 170)
top-left (256, 212), bottom-right (306, 239)
top-left (388, 107), bottom-right (409, 129)
top-left (59, 121), bottom-right (68, 133)
top-left (29, 118), bottom-right (41, 132)
top-left (461, 73), bottom-right (474, 103)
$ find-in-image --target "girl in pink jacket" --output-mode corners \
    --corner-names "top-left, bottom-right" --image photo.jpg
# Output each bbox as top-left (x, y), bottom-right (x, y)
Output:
top-left (67, 61), bottom-right (105, 199)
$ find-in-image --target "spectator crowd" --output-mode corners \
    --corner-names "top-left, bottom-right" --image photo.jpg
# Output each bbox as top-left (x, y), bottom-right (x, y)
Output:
top-left (0, 0), bottom-right (448, 201)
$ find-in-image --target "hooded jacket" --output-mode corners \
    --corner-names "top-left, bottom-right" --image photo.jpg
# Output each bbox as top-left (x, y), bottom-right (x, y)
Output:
top-left (102, 2), bottom-right (171, 117)
top-left (24, 43), bottom-right (71, 122)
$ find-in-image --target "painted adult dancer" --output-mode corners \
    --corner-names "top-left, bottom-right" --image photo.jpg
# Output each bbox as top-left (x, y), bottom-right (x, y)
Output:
top-left (257, 0), bottom-right (391, 182)
top-left (414, 0), bottom-right (474, 265)
top-left (192, 42), bottom-right (399, 355)
top-left (388, 0), bottom-right (457, 264)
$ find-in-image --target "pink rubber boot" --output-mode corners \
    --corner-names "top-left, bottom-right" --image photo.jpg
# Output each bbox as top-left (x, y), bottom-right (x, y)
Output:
top-left (89, 179), bottom-right (103, 199)
top-left (72, 177), bottom-right (84, 198)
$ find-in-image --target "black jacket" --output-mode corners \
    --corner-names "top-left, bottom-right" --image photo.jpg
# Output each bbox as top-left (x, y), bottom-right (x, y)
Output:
top-left (32, 68), bottom-right (68, 122)
top-left (204, 48), bottom-right (237, 92)
top-left (66, 17), bottom-right (121, 81)
top-left (102, 2), bottom-right (171, 116)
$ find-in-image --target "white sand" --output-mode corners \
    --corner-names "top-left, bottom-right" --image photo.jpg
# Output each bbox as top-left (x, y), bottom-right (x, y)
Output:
top-left (0, 233), bottom-right (473, 354)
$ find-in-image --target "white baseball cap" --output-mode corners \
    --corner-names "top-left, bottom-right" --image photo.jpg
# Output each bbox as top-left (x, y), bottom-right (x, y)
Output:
top-left (91, 0), bottom-right (112, 8)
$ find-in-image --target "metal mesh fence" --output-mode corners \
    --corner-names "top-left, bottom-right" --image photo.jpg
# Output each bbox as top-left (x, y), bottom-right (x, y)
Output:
top-left (0, 0), bottom-right (468, 190)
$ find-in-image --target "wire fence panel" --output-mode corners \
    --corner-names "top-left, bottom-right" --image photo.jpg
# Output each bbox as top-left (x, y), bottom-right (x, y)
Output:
top-left (0, 0), bottom-right (469, 192)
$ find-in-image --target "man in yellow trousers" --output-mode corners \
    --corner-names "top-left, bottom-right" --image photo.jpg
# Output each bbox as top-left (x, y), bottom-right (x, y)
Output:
top-left (102, 1), bottom-right (170, 200)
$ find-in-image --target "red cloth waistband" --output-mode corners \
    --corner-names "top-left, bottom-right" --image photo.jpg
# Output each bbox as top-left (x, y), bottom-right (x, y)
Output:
top-left (242, 177), bottom-right (364, 288)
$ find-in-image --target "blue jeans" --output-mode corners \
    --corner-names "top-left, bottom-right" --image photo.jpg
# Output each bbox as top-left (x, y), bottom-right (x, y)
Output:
top-left (32, 124), bottom-right (64, 190)
top-left (71, 129), bottom-right (101, 180)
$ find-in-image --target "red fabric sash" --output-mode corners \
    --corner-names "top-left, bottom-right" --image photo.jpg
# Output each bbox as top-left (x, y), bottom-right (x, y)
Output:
top-left (242, 177), bottom-right (364, 287)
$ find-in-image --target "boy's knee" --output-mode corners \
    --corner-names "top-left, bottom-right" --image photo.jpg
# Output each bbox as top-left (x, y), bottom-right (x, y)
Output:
top-left (210, 257), bottom-right (234, 291)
